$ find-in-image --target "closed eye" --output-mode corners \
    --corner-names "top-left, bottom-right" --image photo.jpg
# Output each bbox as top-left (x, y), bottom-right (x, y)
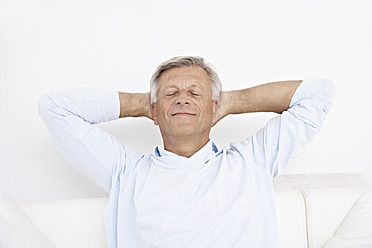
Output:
top-left (190, 91), bottom-right (201, 96)
top-left (166, 91), bottom-right (178, 97)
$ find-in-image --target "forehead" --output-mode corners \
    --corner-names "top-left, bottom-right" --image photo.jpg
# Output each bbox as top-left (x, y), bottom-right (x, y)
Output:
top-left (158, 66), bottom-right (210, 89)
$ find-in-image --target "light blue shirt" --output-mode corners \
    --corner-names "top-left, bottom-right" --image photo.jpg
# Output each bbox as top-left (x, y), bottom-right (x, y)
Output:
top-left (39, 77), bottom-right (335, 248)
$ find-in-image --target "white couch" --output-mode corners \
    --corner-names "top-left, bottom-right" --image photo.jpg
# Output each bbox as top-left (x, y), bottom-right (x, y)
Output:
top-left (11, 174), bottom-right (372, 248)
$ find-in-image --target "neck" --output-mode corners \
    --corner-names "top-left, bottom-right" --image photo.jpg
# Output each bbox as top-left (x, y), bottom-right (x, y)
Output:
top-left (162, 134), bottom-right (210, 158)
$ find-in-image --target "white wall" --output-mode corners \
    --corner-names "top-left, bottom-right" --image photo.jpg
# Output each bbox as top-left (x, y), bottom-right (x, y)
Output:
top-left (1, 0), bottom-right (371, 203)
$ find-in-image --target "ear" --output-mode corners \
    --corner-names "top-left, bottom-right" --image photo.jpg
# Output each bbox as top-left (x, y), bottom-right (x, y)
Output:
top-left (212, 100), bottom-right (219, 124)
top-left (212, 100), bottom-right (218, 113)
top-left (151, 104), bottom-right (159, 126)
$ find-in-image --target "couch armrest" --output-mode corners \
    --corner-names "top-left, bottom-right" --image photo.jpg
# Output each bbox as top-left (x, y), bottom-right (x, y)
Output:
top-left (21, 197), bottom-right (109, 248)
top-left (302, 187), bottom-right (368, 248)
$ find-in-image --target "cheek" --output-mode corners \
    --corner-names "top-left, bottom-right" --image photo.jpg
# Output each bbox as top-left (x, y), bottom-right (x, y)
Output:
top-left (155, 102), bottom-right (171, 120)
top-left (201, 103), bottom-right (215, 120)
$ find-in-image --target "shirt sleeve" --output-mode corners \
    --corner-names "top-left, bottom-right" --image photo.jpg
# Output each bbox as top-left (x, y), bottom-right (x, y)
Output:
top-left (236, 77), bottom-right (335, 178)
top-left (38, 88), bottom-right (142, 192)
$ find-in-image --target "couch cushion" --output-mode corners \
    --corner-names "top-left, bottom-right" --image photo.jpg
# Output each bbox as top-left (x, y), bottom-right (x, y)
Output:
top-left (302, 187), bottom-right (368, 248)
top-left (273, 173), bottom-right (367, 190)
top-left (0, 188), bottom-right (55, 248)
top-left (322, 190), bottom-right (372, 248)
top-left (21, 197), bottom-right (108, 248)
top-left (275, 189), bottom-right (308, 248)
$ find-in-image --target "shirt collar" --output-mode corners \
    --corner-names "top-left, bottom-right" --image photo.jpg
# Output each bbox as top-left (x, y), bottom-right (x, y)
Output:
top-left (154, 139), bottom-right (218, 164)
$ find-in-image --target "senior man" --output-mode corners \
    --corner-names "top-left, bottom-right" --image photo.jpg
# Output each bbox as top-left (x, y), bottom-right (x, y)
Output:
top-left (39, 56), bottom-right (335, 248)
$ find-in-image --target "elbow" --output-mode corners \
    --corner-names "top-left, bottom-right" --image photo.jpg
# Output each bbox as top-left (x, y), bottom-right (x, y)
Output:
top-left (303, 78), bottom-right (336, 114)
top-left (38, 94), bottom-right (57, 118)
top-left (321, 79), bottom-right (336, 114)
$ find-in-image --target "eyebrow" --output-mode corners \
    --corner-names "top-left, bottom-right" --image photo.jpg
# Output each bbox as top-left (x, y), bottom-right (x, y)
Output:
top-left (165, 83), bottom-right (203, 89)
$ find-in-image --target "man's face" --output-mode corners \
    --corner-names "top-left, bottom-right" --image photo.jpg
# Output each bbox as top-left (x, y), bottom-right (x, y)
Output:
top-left (151, 66), bottom-right (218, 140)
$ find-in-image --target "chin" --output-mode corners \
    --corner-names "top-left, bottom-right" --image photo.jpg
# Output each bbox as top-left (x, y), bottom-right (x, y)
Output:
top-left (160, 120), bottom-right (211, 138)
top-left (166, 124), bottom-right (200, 137)
top-left (173, 128), bottom-right (198, 137)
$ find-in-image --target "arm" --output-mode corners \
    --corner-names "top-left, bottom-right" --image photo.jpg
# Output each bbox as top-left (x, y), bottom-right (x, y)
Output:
top-left (214, 80), bottom-right (302, 124)
top-left (221, 77), bottom-right (335, 178)
top-left (39, 89), bottom-right (144, 192)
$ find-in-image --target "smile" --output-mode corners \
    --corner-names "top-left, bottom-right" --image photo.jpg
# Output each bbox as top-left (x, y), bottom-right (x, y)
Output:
top-left (171, 113), bottom-right (196, 116)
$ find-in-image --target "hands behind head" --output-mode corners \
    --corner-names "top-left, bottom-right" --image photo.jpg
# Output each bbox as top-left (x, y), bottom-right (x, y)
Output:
top-left (212, 91), bottom-right (229, 127)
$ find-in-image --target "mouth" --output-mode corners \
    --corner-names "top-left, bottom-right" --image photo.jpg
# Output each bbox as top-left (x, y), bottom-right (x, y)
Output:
top-left (171, 112), bottom-right (196, 116)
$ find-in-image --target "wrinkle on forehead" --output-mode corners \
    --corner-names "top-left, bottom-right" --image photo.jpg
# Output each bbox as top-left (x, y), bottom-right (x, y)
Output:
top-left (165, 83), bottom-right (204, 90)
top-left (158, 67), bottom-right (210, 91)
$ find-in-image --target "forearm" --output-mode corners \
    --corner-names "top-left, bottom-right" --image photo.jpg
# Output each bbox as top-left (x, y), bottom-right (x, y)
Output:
top-left (39, 89), bottom-right (123, 191)
top-left (226, 80), bottom-right (302, 115)
top-left (239, 77), bottom-right (335, 178)
top-left (118, 92), bottom-right (152, 119)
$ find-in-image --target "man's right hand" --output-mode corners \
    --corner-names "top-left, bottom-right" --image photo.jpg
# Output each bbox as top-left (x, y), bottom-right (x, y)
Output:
top-left (213, 91), bottom-right (230, 126)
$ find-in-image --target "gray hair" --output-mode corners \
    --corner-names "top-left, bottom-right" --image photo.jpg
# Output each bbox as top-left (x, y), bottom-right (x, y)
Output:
top-left (149, 56), bottom-right (222, 104)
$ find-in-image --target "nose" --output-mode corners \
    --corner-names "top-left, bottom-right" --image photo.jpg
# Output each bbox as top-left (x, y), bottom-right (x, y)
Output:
top-left (175, 91), bottom-right (190, 105)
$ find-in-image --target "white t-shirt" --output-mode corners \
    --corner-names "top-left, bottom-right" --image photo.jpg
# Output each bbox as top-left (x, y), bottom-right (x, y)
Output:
top-left (39, 77), bottom-right (335, 248)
